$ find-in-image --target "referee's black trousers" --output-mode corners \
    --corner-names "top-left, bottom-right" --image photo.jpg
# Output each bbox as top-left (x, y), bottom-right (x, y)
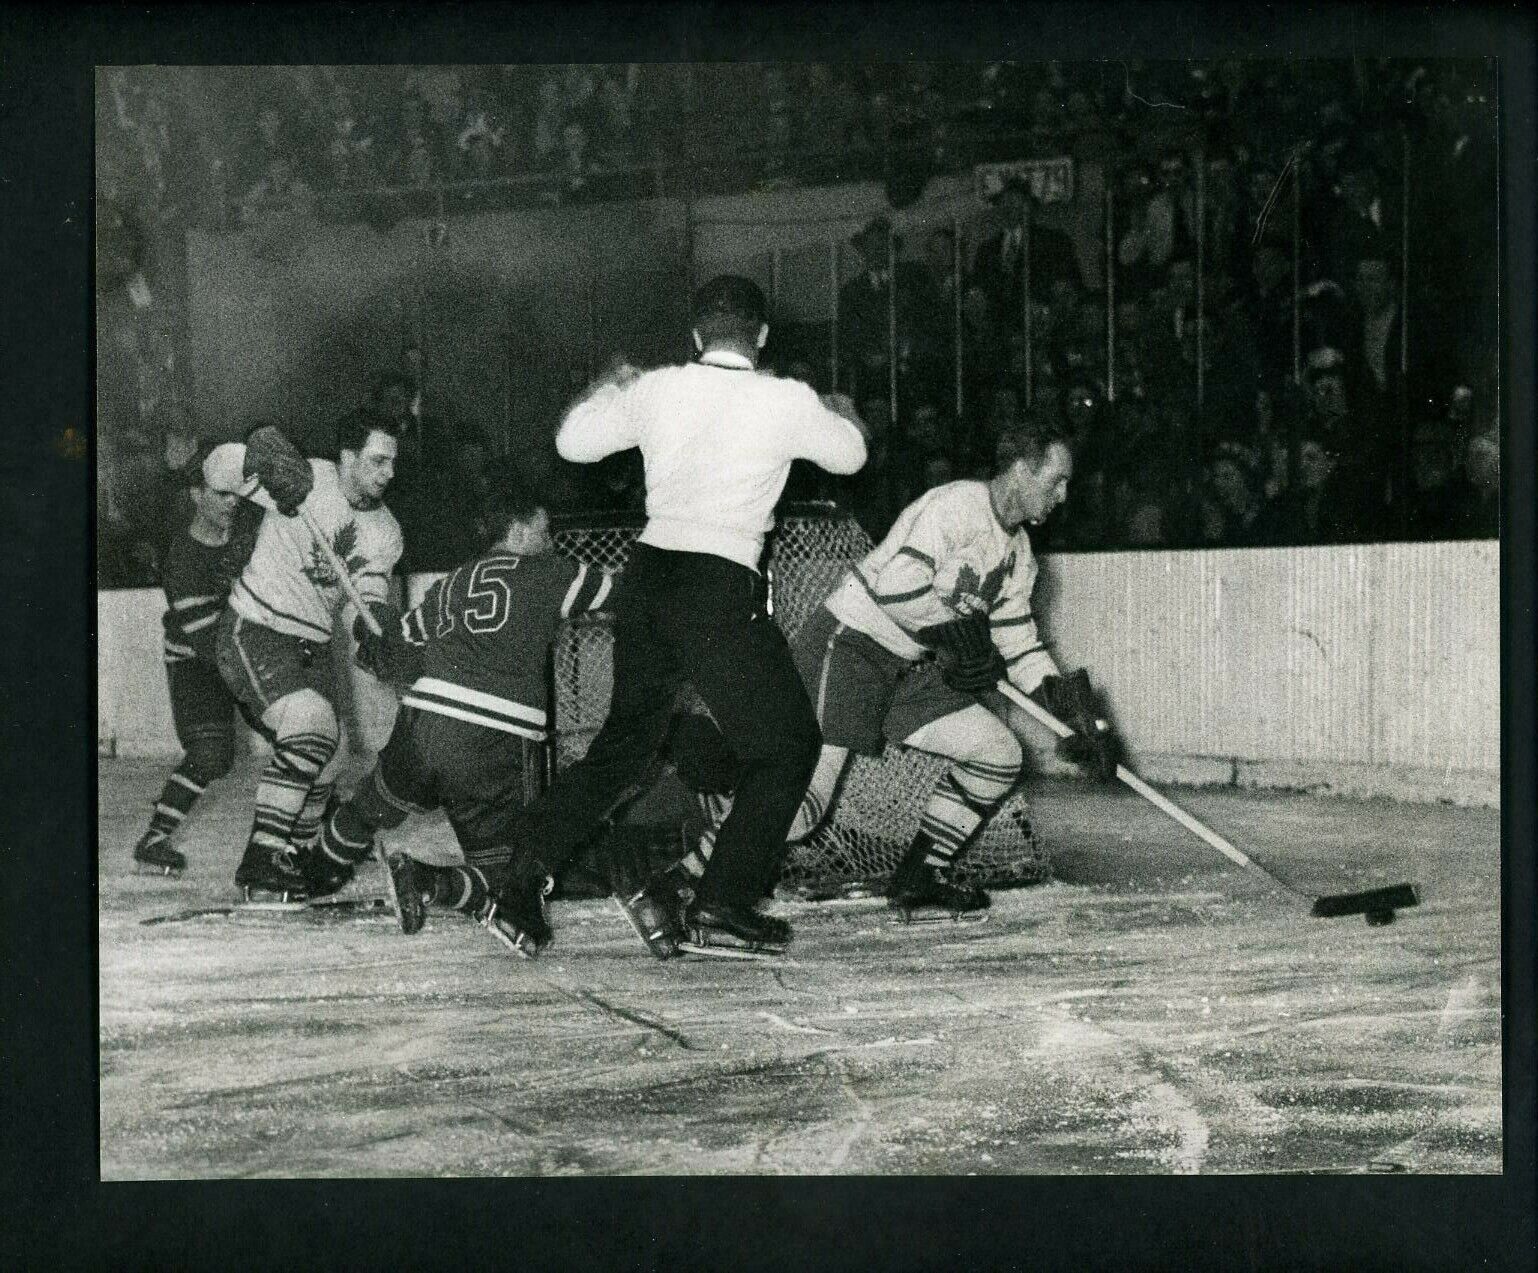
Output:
top-left (513, 544), bottom-right (821, 908)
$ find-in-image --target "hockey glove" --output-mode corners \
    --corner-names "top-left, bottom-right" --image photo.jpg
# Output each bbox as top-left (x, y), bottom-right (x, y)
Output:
top-left (244, 424), bottom-right (313, 516)
top-left (353, 602), bottom-right (418, 683)
top-left (1030, 669), bottom-right (1122, 782)
top-left (915, 613), bottom-right (1008, 695)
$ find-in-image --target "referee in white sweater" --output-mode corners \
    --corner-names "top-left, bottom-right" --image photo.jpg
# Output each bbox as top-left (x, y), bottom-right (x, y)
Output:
top-left (484, 276), bottom-right (869, 958)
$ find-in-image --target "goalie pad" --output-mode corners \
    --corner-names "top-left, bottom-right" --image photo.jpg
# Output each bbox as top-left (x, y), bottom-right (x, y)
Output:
top-left (914, 613), bottom-right (1007, 694)
top-left (1031, 669), bottom-right (1122, 782)
top-left (244, 424), bottom-right (313, 516)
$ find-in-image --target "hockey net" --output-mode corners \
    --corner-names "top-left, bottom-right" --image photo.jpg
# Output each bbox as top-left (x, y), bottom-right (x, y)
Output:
top-left (548, 503), bottom-right (1050, 896)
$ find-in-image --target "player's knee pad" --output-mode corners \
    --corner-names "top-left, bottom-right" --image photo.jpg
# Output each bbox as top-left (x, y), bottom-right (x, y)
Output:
top-left (958, 715), bottom-right (1024, 776)
top-left (181, 732), bottom-right (235, 786)
top-left (910, 705), bottom-right (1023, 777)
top-left (261, 688), bottom-right (338, 747)
top-left (262, 689), bottom-right (338, 781)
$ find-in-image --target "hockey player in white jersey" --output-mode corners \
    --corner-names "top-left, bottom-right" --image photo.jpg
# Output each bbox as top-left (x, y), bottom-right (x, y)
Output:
top-left (680, 419), bottom-right (1121, 918)
top-left (207, 412), bottom-right (404, 900)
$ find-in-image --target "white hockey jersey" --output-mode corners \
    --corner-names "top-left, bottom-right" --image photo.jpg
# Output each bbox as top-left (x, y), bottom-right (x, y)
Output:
top-left (823, 480), bottom-right (1059, 694)
top-left (229, 458), bottom-right (403, 643)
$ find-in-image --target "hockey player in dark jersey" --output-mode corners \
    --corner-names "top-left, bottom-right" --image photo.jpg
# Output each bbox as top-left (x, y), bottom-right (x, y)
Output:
top-left (129, 446), bottom-right (261, 875)
top-left (298, 457), bottom-right (616, 938)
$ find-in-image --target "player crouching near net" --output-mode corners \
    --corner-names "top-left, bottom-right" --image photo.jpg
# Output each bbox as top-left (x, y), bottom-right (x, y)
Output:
top-left (679, 419), bottom-right (1122, 920)
top-left (128, 444), bottom-right (261, 876)
top-left (205, 412), bottom-right (403, 901)
top-left (295, 460), bottom-right (615, 933)
top-left (481, 275), bottom-right (869, 961)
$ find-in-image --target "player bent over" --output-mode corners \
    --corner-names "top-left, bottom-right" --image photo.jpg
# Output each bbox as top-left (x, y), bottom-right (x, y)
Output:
top-left (297, 460), bottom-right (616, 936)
top-left (682, 420), bottom-right (1121, 920)
top-left (207, 412), bottom-right (403, 900)
top-left (129, 446), bottom-right (261, 875)
top-left (483, 276), bottom-right (868, 961)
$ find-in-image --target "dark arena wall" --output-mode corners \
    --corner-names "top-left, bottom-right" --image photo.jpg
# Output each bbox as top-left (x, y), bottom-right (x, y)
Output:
top-left (184, 202), bottom-right (690, 455)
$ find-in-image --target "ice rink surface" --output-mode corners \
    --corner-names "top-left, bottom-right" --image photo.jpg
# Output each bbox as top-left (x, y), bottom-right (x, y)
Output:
top-left (98, 757), bottom-right (1501, 1178)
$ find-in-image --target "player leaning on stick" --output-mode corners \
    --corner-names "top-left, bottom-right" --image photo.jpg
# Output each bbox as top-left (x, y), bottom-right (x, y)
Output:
top-left (680, 418), bottom-right (1122, 919)
top-left (206, 411), bottom-right (403, 900)
top-left (482, 275), bottom-right (869, 959)
top-left (128, 445), bottom-right (261, 876)
top-left (297, 458), bottom-right (615, 933)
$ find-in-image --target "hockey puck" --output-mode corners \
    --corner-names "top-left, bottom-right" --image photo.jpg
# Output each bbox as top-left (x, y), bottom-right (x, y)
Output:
top-left (1364, 909), bottom-right (1396, 927)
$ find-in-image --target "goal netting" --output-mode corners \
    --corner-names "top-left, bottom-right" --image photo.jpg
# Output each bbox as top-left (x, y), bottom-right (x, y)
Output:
top-left (547, 503), bottom-right (1051, 896)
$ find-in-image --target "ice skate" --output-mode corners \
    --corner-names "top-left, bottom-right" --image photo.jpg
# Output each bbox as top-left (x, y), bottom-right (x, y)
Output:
top-left (679, 899), bottom-right (790, 960)
top-left (297, 794), bottom-right (365, 899)
top-left (296, 844), bottom-right (357, 901)
top-left (132, 833), bottom-right (186, 877)
top-left (234, 844), bottom-right (310, 906)
top-left (382, 851), bottom-right (427, 936)
top-left (604, 831), bottom-right (683, 959)
top-left (886, 838), bottom-right (991, 925)
top-left (480, 856), bottom-right (555, 958)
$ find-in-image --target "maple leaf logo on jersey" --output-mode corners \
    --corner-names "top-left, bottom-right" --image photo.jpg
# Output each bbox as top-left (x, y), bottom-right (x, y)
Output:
top-left (945, 552), bottom-right (1015, 616)
top-left (302, 519), bottom-right (369, 590)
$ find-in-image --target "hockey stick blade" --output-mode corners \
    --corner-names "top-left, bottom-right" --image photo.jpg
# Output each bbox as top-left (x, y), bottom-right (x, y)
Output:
top-left (1310, 883), bottom-right (1421, 919)
top-left (889, 911), bottom-right (990, 926)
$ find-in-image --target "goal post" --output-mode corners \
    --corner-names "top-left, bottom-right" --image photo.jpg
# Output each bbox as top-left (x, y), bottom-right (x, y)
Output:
top-left (541, 502), bottom-right (1051, 896)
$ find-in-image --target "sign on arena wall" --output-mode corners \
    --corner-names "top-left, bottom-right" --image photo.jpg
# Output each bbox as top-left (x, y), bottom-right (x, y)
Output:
top-left (975, 158), bottom-right (1075, 204)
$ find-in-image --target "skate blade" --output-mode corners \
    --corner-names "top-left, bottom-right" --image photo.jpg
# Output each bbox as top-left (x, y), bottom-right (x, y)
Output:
top-left (237, 899), bottom-right (310, 912)
top-left (888, 910), bottom-right (990, 926)
top-left (679, 925), bottom-right (787, 959)
top-left (613, 895), bottom-right (682, 960)
top-left (132, 861), bottom-right (184, 878)
top-left (379, 853), bottom-right (409, 931)
top-left (481, 912), bottom-right (538, 959)
top-left (676, 940), bottom-right (781, 962)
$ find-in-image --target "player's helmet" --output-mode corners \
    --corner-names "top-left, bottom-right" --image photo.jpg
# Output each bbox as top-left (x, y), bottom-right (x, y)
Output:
top-left (691, 274), bottom-right (768, 330)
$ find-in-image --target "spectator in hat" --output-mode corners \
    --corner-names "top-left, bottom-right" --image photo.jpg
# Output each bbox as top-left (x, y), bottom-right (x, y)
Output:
top-left (972, 174), bottom-right (1081, 324)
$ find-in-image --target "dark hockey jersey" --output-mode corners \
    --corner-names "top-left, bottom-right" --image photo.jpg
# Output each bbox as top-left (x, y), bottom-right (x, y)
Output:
top-left (161, 506), bottom-right (260, 665)
top-left (398, 549), bottom-right (614, 741)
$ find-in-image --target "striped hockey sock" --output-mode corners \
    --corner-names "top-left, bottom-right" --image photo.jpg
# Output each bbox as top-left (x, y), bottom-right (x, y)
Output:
top-left (247, 732), bottom-right (336, 855)
top-left (318, 797), bottom-right (377, 873)
top-left (917, 757), bottom-right (1019, 868)
top-left (423, 864), bottom-right (491, 914)
top-left (146, 764), bottom-right (206, 842)
top-left (290, 781), bottom-right (334, 850)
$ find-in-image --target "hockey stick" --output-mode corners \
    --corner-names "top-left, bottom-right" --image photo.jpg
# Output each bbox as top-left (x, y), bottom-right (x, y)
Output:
top-left (996, 681), bottom-right (1419, 923)
top-left (235, 468), bottom-right (384, 639)
top-left (297, 504), bottom-right (383, 638)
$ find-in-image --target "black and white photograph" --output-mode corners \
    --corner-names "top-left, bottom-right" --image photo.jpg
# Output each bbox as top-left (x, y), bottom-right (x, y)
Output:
top-left (76, 17), bottom-right (1525, 1210)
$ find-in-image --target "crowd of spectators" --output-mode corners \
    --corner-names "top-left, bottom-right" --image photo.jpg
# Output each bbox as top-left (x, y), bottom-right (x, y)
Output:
top-left (748, 58), bottom-right (1498, 549)
top-left (96, 61), bottom-right (1494, 223)
top-left (97, 59), bottom-right (1498, 586)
